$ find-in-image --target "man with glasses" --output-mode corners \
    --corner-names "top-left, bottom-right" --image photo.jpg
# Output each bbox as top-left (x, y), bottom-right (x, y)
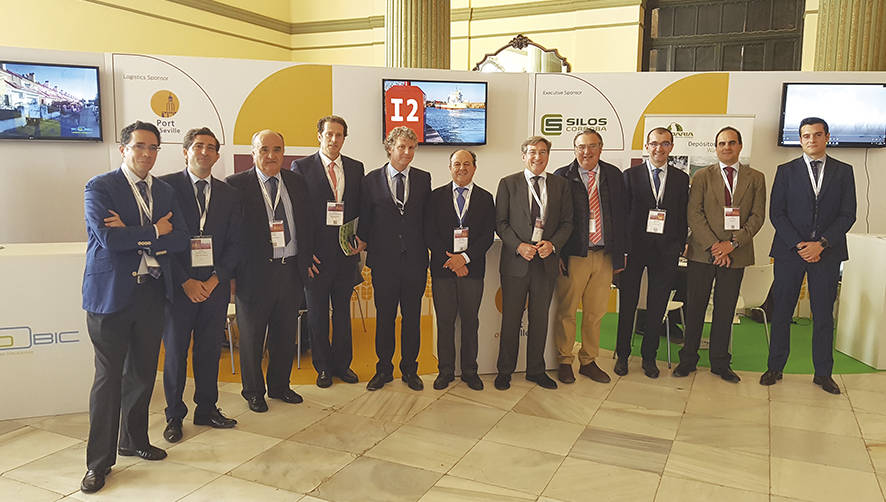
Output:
top-left (552, 129), bottom-right (626, 385)
top-left (615, 127), bottom-right (689, 378)
top-left (81, 121), bottom-right (188, 493)
top-left (158, 127), bottom-right (240, 443)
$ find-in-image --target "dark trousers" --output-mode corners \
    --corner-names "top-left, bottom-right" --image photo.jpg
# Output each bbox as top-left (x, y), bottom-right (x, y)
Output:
top-left (768, 255), bottom-right (840, 376)
top-left (371, 267), bottom-right (426, 375)
top-left (305, 257), bottom-right (356, 373)
top-left (498, 259), bottom-right (556, 376)
top-left (679, 260), bottom-right (744, 371)
top-left (616, 252), bottom-right (678, 360)
top-left (162, 282), bottom-right (229, 422)
top-left (431, 276), bottom-right (483, 377)
top-left (85, 278), bottom-right (165, 470)
top-left (235, 260), bottom-right (303, 399)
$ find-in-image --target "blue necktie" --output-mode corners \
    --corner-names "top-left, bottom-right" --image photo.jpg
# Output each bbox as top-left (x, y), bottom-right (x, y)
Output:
top-left (395, 173), bottom-right (405, 211)
top-left (195, 179), bottom-right (207, 215)
top-left (266, 177), bottom-right (291, 245)
top-left (811, 159), bottom-right (822, 180)
top-left (652, 168), bottom-right (662, 198)
top-left (136, 180), bottom-right (161, 279)
top-left (455, 186), bottom-right (467, 221)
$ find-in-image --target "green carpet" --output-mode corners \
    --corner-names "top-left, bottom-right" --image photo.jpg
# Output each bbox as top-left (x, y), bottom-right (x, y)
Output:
top-left (581, 312), bottom-right (877, 374)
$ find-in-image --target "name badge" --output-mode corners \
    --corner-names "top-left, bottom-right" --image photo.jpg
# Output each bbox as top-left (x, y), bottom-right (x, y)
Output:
top-left (589, 209), bottom-right (597, 234)
top-left (326, 201), bottom-right (344, 226)
top-left (531, 217), bottom-right (544, 243)
top-left (270, 220), bottom-right (286, 248)
top-left (724, 207), bottom-right (740, 230)
top-left (190, 236), bottom-right (214, 267)
top-left (453, 227), bottom-right (469, 253)
top-left (646, 209), bottom-right (667, 234)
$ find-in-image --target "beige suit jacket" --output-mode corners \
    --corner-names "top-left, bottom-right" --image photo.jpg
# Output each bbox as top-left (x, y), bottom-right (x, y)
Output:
top-left (686, 163), bottom-right (766, 268)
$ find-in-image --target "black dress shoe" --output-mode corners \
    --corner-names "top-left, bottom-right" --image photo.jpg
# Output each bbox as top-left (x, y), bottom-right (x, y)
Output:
top-left (759, 370), bottom-right (783, 386)
top-left (163, 418), bottom-right (183, 443)
top-left (494, 373), bottom-right (511, 390)
top-left (118, 445), bottom-right (167, 461)
top-left (526, 372), bottom-right (558, 389)
top-left (402, 373), bottom-right (424, 391)
top-left (613, 358), bottom-right (628, 376)
top-left (578, 362), bottom-right (611, 383)
top-left (557, 364), bottom-right (576, 384)
top-left (246, 395), bottom-right (268, 412)
top-left (317, 370), bottom-right (333, 388)
top-left (712, 367), bottom-right (741, 383)
top-left (366, 372), bottom-right (393, 391)
top-left (642, 359), bottom-right (660, 379)
top-left (334, 368), bottom-right (360, 384)
top-left (433, 373), bottom-right (454, 390)
top-left (268, 389), bottom-right (303, 404)
top-left (194, 408), bottom-right (237, 428)
top-left (461, 373), bottom-right (484, 391)
top-left (672, 363), bottom-right (696, 377)
top-left (80, 466), bottom-right (110, 493)
top-left (813, 375), bottom-right (841, 394)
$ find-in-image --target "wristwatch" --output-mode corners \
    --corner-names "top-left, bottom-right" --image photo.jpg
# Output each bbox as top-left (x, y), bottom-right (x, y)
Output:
top-left (730, 239), bottom-right (739, 249)
top-left (820, 237), bottom-right (830, 249)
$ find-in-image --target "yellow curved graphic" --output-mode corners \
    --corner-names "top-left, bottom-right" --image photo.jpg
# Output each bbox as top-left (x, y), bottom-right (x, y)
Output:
top-left (233, 64), bottom-right (332, 147)
top-left (631, 73), bottom-right (730, 149)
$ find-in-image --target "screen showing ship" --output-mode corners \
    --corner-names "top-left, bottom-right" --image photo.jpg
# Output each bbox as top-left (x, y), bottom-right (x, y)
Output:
top-left (383, 79), bottom-right (487, 145)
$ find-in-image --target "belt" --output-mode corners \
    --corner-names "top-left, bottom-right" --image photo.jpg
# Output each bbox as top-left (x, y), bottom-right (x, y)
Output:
top-left (135, 275), bottom-right (157, 284)
top-left (269, 255), bottom-right (297, 265)
top-left (588, 246), bottom-right (605, 252)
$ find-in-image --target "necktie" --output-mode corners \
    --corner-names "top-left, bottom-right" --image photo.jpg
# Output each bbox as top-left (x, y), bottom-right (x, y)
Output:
top-left (395, 172), bottom-right (405, 210)
top-left (195, 179), bottom-right (207, 214)
top-left (136, 180), bottom-right (161, 278)
top-left (811, 159), bottom-right (822, 180)
top-left (267, 177), bottom-right (291, 245)
top-left (328, 161), bottom-right (338, 201)
top-left (724, 166), bottom-right (735, 206)
top-left (530, 176), bottom-right (541, 223)
top-left (455, 186), bottom-right (466, 221)
top-left (588, 172), bottom-right (602, 245)
top-left (652, 168), bottom-right (662, 200)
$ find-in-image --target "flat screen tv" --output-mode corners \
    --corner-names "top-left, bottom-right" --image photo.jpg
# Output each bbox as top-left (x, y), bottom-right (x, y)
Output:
top-left (0, 61), bottom-right (102, 141)
top-left (382, 79), bottom-right (487, 145)
top-left (778, 82), bottom-right (885, 147)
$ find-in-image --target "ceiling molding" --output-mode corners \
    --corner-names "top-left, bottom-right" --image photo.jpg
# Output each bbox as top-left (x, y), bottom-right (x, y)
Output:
top-left (167, 0), bottom-right (291, 32)
top-left (453, 0), bottom-right (644, 22)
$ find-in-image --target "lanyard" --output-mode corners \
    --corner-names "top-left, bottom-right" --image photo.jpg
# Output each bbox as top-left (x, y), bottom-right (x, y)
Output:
top-left (647, 162), bottom-right (664, 207)
top-left (124, 173), bottom-right (153, 224)
top-left (454, 185), bottom-right (470, 227)
top-left (193, 179), bottom-right (211, 234)
top-left (257, 174), bottom-right (282, 220)
top-left (807, 159), bottom-right (825, 198)
top-left (720, 165), bottom-right (737, 205)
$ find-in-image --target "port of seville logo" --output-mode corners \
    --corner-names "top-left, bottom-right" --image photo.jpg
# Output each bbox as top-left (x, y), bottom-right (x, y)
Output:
top-left (150, 90), bottom-right (180, 118)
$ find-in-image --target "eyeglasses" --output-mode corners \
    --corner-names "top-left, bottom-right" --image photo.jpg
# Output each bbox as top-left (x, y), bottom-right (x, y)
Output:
top-left (647, 141), bottom-right (673, 148)
top-left (127, 144), bottom-right (161, 152)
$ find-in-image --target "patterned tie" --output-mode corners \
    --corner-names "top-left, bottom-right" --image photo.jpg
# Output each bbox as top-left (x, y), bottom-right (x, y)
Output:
top-left (328, 161), bottom-right (338, 201)
top-left (588, 172), bottom-right (602, 245)
top-left (136, 180), bottom-right (161, 279)
top-left (266, 177), bottom-right (291, 245)
top-left (455, 186), bottom-right (466, 218)
top-left (724, 166), bottom-right (735, 206)
top-left (811, 159), bottom-right (822, 180)
top-left (530, 176), bottom-right (541, 223)
top-left (652, 168), bottom-right (662, 200)
top-left (195, 179), bottom-right (207, 214)
top-left (395, 172), bottom-right (405, 210)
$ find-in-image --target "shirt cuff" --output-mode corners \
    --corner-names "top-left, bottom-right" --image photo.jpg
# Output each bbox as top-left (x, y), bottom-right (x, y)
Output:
top-left (153, 224), bottom-right (159, 239)
top-left (461, 252), bottom-right (471, 264)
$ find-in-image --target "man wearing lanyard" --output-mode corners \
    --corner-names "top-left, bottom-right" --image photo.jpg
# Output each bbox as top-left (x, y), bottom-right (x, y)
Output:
top-left (358, 126), bottom-right (431, 391)
top-left (495, 136), bottom-right (573, 390)
top-left (552, 129), bottom-right (627, 385)
top-left (292, 116), bottom-right (365, 388)
top-left (226, 130), bottom-right (314, 412)
top-left (615, 128), bottom-right (688, 378)
top-left (81, 121), bottom-right (188, 493)
top-left (425, 150), bottom-right (495, 390)
top-left (674, 126), bottom-right (766, 382)
top-left (762, 117), bottom-right (856, 394)
top-left (158, 127), bottom-right (240, 443)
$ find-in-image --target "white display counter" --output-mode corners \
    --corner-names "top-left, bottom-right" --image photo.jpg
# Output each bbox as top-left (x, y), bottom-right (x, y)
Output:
top-left (835, 234), bottom-right (886, 369)
top-left (0, 243), bottom-right (93, 420)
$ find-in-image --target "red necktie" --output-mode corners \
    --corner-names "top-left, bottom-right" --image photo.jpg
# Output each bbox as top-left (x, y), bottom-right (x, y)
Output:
top-left (328, 162), bottom-right (338, 201)
top-left (588, 173), bottom-right (602, 245)
top-left (724, 166), bottom-right (735, 206)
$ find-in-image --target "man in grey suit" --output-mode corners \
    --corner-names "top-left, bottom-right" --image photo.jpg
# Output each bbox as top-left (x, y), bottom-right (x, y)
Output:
top-left (494, 136), bottom-right (574, 390)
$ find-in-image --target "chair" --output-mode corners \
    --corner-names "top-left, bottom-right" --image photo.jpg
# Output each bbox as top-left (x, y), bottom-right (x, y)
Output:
top-left (616, 269), bottom-right (685, 368)
top-left (733, 263), bottom-right (774, 349)
top-left (224, 303), bottom-right (237, 374)
top-left (295, 309), bottom-right (308, 369)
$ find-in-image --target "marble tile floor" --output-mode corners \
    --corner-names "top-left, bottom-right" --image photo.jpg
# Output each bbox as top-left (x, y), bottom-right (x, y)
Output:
top-left (3, 350), bottom-right (886, 501)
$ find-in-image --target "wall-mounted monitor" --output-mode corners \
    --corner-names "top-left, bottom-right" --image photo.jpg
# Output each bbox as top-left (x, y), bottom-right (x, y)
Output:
top-left (778, 82), bottom-right (885, 148)
top-left (382, 79), bottom-right (487, 145)
top-left (0, 61), bottom-right (102, 141)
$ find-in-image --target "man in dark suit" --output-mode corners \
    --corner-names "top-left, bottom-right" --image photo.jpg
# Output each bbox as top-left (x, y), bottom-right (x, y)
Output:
top-left (674, 126), bottom-right (766, 382)
top-left (553, 129), bottom-right (626, 385)
top-left (495, 136), bottom-right (573, 390)
top-left (159, 127), bottom-right (239, 444)
top-left (358, 126), bottom-right (431, 391)
top-left (292, 115), bottom-right (364, 388)
top-left (615, 127), bottom-right (688, 378)
top-left (225, 130), bottom-right (314, 412)
top-left (761, 117), bottom-right (856, 394)
top-left (426, 149), bottom-right (495, 391)
top-left (80, 121), bottom-right (188, 493)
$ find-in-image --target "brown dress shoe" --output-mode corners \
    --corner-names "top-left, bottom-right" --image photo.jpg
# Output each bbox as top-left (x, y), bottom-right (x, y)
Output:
top-left (557, 364), bottom-right (576, 384)
top-left (578, 361), bottom-right (611, 383)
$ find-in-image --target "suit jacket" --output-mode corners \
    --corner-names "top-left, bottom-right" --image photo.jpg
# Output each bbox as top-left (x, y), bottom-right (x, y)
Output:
top-left (291, 152), bottom-right (364, 269)
top-left (623, 163), bottom-right (689, 258)
top-left (82, 168), bottom-right (189, 314)
top-left (225, 167), bottom-right (313, 301)
top-left (686, 163), bottom-right (766, 268)
top-left (425, 182), bottom-right (495, 279)
top-left (553, 159), bottom-right (627, 270)
top-left (769, 155), bottom-right (856, 262)
top-left (158, 169), bottom-right (241, 286)
top-left (357, 164), bottom-right (431, 275)
top-left (495, 171), bottom-right (573, 278)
